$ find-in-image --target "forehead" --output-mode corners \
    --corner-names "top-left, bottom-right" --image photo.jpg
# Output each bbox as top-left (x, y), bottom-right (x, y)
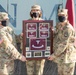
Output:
top-left (58, 14), bottom-right (66, 16)
top-left (31, 9), bottom-right (40, 11)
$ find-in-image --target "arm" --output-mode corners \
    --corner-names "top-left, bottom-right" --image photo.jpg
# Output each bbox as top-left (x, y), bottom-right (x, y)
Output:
top-left (0, 30), bottom-right (26, 61)
top-left (48, 25), bottom-right (75, 60)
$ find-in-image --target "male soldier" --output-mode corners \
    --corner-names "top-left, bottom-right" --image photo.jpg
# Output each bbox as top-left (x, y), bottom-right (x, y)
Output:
top-left (0, 12), bottom-right (27, 75)
top-left (26, 5), bottom-right (45, 75)
top-left (48, 9), bottom-right (76, 75)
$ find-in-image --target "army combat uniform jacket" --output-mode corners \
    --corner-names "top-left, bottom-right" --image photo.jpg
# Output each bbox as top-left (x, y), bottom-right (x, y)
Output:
top-left (26, 18), bottom-right (45, 75)
top-left (0, 26), bottom-right (22, 75)
top-left (51, 22), bottom-right (76, 63)
top-left (1, 26), bottom-right (17, 46)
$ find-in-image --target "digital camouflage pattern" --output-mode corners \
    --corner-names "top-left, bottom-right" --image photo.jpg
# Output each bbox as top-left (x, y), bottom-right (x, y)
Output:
top-left (57, 62), bottom-right (75, 75)
top-left (26, 59), bottom-right (45, 75)
top-left (0, 12), bottom-right (9, 21)
top-left (51, 22), bottom-right (76, 75)
top-left (26, 8), bottom-right (45, 74)
top-left (2, 26), bottom-right (17, 47)
top-left (52, 22), bottom-right (76, 63)
top-left (31, 5), bottom-right (41, 11)
top-left (0, 26), bottom-right (22, 75)
top-left (26, 18), bottom-right (45, 75)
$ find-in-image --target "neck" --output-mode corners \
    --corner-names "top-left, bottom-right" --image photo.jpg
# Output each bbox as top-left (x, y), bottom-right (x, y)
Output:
top-left (60, 20), bottom-right (68, 25)
top-left (32, 17), bottom-right (40, 20)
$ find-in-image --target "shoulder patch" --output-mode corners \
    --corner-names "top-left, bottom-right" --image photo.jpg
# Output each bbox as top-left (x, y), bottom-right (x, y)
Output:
top-left (64, 32), bottom-right (68, 37)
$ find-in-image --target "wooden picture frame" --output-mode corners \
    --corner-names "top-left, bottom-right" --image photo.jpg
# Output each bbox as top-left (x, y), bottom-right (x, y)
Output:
top-left (22, 20), bottom-right (53, 60)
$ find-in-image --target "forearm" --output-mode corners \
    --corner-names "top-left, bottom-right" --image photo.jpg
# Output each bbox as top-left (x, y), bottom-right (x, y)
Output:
top-left (5, 43), bottom-right (23, 60)
top-left (52, 42), bottom-right (68, 59)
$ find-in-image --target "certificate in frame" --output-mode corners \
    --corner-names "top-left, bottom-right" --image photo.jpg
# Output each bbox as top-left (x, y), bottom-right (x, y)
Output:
top-left (23, 20), bottom-right (53, 60)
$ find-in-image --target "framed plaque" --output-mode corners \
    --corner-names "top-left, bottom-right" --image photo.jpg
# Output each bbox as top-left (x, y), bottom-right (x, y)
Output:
top-left (23, 20), bottom-right (53, 60)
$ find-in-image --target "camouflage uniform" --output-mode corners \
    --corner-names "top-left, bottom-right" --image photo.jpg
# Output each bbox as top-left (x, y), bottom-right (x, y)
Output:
top-left (1, 26), bottom-right (17, 47)
top-left (0, 12), bottom-right (25, 75)
top-left (0, 27), bottom-right (23, 75)
top-left (26, 18), bottom-right (45, 75)
top-left (48, 9), bottom-right (76, 75)
top-left (52, 22), bottom-right (76, 75)
top-left (26, 5), bottom-right (45, 75)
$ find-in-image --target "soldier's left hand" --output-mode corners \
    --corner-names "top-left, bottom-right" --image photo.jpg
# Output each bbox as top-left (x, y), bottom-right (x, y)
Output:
top-left (47, 56), bottom-right (54, 60)
top-left (21, 33), bottom-right (23, 37)
top-left (20, 55), bottom-right (27, 62)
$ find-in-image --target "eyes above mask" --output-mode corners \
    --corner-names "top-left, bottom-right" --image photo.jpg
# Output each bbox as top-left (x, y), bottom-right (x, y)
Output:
top-left (58, 16), bottom-right (66, 22)
top-left (1, 20), bottom-right (7, 26)
top-left (31, 12), bottom-right (39, 18)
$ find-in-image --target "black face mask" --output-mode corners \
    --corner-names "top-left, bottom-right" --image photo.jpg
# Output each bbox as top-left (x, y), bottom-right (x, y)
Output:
top-left (31, 12), bottom-right (39, 18)
top-left (1, 20), bottom-right (7, 26)
top-left (58, 16), bottom-right (66, 22)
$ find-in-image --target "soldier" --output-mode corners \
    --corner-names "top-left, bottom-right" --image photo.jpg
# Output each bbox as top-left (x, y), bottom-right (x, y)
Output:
top-left (48, 9), bottom-right (76, 75)
top-left (26, 4), bottom-right (45, 75)
top-left (0, 12), bottom-right (27, 75)
top-left (29, 4), bottom-right (42, 20)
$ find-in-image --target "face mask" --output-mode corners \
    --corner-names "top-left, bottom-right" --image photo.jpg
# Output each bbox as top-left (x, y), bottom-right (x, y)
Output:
top-left (31, 12), bottom-right (39, 18)
top-left (58, 16), bottom-right (66, 22)
top-left (1, 20), bottom-right (7, 26)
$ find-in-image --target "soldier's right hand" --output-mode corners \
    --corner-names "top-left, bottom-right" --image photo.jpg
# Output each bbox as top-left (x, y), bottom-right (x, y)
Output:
top-left (20, 56), bottom-right (27, 62)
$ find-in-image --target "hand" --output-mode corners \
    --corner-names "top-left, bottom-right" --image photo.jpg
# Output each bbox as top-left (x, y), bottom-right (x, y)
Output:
top-left (0, 39), bottom-right (3, 44)
top-left (21, 33), bottom-right (23, 37)
top-left (47, 56), bottom-right (54, 61)
top-left (21, 56), bottom-right (27, 62)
